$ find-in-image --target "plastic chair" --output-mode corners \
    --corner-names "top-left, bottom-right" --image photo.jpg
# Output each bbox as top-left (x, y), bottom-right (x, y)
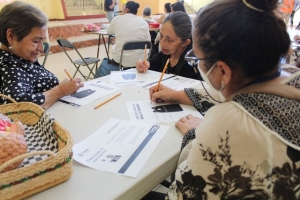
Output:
top-left (119, 40), bottom-right (152, 70)
top-left (57, 38), bottom-right (100, 80)
top-left (42, 42), bottom-right (50, 66)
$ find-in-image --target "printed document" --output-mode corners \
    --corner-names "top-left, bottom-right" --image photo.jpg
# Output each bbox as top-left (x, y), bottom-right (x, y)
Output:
top-left (59, 79), bottom-right (121, 107)
top-left (126, 100), bottom-right (203, 123)
top-left (140, 74), bottom-right (199, 90)
top-left (73, 118), bottom-right (169, 177)
top-left (110, 70), bottom-right (151, 85)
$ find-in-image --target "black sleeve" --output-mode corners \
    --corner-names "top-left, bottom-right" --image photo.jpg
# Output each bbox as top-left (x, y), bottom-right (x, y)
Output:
top-left (180, 62), bottom-right (201, 80)
top-left (149, 52), bottom-right (165, 72)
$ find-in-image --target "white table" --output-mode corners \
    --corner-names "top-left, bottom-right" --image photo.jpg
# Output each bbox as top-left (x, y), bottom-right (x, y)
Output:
top-left (27, 71), bottom-right (184, 200)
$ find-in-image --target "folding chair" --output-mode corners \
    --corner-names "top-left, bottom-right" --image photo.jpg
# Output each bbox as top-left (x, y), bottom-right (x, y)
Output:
top-left (57, 38), bottom-right (100, 80)
top-left (42, 42), bottom-right (50, 66)
top-left (119, 40), bottom-right (152, 70)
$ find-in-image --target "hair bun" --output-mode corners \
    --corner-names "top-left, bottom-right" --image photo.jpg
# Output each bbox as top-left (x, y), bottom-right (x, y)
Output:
top-left (135, 2), bottom-right (140, 9)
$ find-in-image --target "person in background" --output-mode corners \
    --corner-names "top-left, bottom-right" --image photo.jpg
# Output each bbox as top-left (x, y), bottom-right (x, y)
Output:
top-left (171, 1), bottom-right (186, 13)
top-left (104, 0), bottom-right (116, 23)
top-left (142, 0), bottom-right (300, 199)
top-left (0, 1), bottom-right (84, 109)
top-left (157, 3), bottom-right (172, 24)
top-left (95, 1), bottom-right (151, 77)
top-left (113, 0), bottom-right (119, 17)
top-left (279, 0), bottom-right (295, 26)
top-left (136, 12), bottom-right (200, 80)
top-left (290, 0), bottom-right (300, 28)
top-left (142, 7), bottom-right (156, 23)
top-left (142, 7), bottom-right (157, 45)
top-left (154, 2), bottom-right (187, 55)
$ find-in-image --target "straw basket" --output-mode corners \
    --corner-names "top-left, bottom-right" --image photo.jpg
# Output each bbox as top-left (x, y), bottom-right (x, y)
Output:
top-left (0, 94), bottom-right (73, 200)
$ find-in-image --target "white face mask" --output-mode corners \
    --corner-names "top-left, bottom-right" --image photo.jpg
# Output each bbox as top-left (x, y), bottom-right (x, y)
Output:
top-left (198, 62), bottom-right (226, 102)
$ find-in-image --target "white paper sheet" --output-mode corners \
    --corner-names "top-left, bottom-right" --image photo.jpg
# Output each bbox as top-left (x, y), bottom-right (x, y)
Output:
top-left (110, 70), bottom-right (151, 85)
top-left (140, 74), bottom-right (200, 90)
top-left (73, 118), bottom-right (169, 177)
top-left (126, 100), bottom-right (203, 123)
top-left (59, 79), bottom-right (121, 107)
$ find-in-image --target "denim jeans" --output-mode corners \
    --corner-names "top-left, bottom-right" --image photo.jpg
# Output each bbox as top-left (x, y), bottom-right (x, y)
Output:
top-left (95, 58), bottom-right (119, 78)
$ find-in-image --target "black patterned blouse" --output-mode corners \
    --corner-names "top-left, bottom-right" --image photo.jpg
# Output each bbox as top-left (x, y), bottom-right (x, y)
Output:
top-left (0, 50), bottom-right (59, 105)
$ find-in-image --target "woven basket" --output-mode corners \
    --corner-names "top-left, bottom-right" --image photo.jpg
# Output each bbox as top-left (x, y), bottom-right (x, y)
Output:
top-left (0, 94), bottom-right (73, 200)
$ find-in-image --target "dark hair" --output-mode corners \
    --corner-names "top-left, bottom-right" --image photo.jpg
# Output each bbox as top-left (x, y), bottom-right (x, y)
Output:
top-left (0, 1), bottom-right (48, 47)
top-left (171, 2), bottom-right (186, 13)
top-left (143, 7), bottom-right (151, 16)
top-left (194, 0), bottom-right (290, 78)
top-left (165, 3), bottom-right (172, 13)
top-left (163, 11), bottom-right (192, 41)
top-left (126, 1), bottom-right (140, 15)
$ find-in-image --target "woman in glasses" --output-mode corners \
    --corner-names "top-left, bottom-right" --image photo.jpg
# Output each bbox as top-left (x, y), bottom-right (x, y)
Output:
top-left (143, 0), bottom-right (300, 199)
top-left (136, 11), bottom-right (201, 80)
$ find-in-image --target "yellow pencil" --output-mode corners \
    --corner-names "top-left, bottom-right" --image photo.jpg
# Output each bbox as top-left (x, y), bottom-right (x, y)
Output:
top-left (64, 69), bottom-right (72, 80)
top-left (154, 59), bottom-right (169, 93)
top-left (94, 92), bottom-right (122, 109)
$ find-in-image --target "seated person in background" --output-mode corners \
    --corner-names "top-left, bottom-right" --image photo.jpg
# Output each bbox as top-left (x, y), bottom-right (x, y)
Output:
top-left (142, 0), bottom-right (300, 199)
top-left (142, 7), bottom-right (156, 23)
top-left (0, 1), bottom-right (84, 109)
top-left (157, 3), bottom-right (172, 24)
top-left (171, 1), bottom-right (186, 13)
top-left (95, 1), bottom-right (151, 77)
top-left (136, 12), bottom-right (201, 80)
top-left (142, 7), bottom-right (158, 46)
top-left (153, 2), bottom-right (187, 54)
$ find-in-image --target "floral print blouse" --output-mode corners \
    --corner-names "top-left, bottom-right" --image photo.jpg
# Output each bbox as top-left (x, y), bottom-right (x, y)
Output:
top-left (166, 67), bottom-right (300, 200)
top-left (0, 50), bottom-right (59, 105)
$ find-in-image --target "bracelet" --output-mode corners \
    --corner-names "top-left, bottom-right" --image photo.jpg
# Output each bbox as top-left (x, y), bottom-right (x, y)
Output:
top-left (57, 85), bottom-right (66, 96)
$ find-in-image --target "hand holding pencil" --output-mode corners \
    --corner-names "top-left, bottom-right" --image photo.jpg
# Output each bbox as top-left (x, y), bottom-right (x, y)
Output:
top-left (135, 44), bottom-right (149, 73)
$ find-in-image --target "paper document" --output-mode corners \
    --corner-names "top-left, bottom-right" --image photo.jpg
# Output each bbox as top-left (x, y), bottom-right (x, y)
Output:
top-left (140, 74), bottom-right (199, 90)
top-left (126, 100), bottom-right (203, 123)
top-left (110, 70), bottom-right (151, 85)
top-left (73, 118), bottom-right (169, 177)
top-left (59, 79), bottom-right (121, 107)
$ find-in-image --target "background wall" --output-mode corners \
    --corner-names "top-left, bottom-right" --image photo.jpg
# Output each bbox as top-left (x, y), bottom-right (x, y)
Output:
top-left (120, 0), bottom-right (176, 16)
top-left (184, 0), bottom-right (213, 12)
top-left (0, 0), bottom-right (64, 19)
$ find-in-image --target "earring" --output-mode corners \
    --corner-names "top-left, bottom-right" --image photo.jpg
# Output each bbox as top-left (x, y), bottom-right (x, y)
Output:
top-left (220, 80), bottom-right (225, 92)
top-left (8, 46), bottom-right (15, 51)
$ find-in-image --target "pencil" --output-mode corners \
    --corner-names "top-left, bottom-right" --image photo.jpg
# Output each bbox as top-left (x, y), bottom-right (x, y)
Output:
top-left (154, 59), bottom-right (169, 93)
top-left (64, 69), bottom-right (72, 80)
top-left (94, 92), bottom-right (122, 109)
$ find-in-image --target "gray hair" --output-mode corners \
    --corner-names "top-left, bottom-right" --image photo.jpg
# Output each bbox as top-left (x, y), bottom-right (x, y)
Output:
top-left (0, 1), bottom-right (48, 47)
top-left (163, 11), bottom-right (192, 41)
top-left (143, 7), bottom-right (152, 16)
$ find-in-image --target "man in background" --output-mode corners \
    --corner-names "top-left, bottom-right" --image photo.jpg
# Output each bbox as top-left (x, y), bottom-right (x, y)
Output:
top-left (104, 0), bottom-right (116, 23)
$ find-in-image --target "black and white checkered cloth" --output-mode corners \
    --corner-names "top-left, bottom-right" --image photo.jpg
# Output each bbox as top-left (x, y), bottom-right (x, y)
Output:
top-left (20, 112), bottom-right (59, 167)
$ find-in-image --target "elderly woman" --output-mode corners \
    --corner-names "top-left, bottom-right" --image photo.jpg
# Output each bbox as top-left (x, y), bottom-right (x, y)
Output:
top-left (136, 12), bottom-right (200, 80)
top-left (142, 7), bottom-right (156, 23)
top-left (144, 0), bottom-right (300, 199)
top-left (0, 1), bottom-right (83, 109)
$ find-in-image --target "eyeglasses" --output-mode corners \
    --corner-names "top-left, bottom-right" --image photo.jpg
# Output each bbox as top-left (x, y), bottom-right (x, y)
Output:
top-left (184, 49), bottom-right (211, 66)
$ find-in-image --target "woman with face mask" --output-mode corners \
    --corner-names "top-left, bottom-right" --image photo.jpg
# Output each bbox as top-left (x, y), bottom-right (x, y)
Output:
top-left (145, 0), bottom-right (300, 199)
top-left (136, 12), bottom-right (201, 80)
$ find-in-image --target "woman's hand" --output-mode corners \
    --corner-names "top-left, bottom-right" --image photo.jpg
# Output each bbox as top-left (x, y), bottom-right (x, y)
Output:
top-left (175, 114), bottom-right (202, 135)
top-left (149, 84), bottom-right (178, 103)
top-left (58, 78), bottom-right (84, 96)
top-left (136, 59), bottom-right (150, 73)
